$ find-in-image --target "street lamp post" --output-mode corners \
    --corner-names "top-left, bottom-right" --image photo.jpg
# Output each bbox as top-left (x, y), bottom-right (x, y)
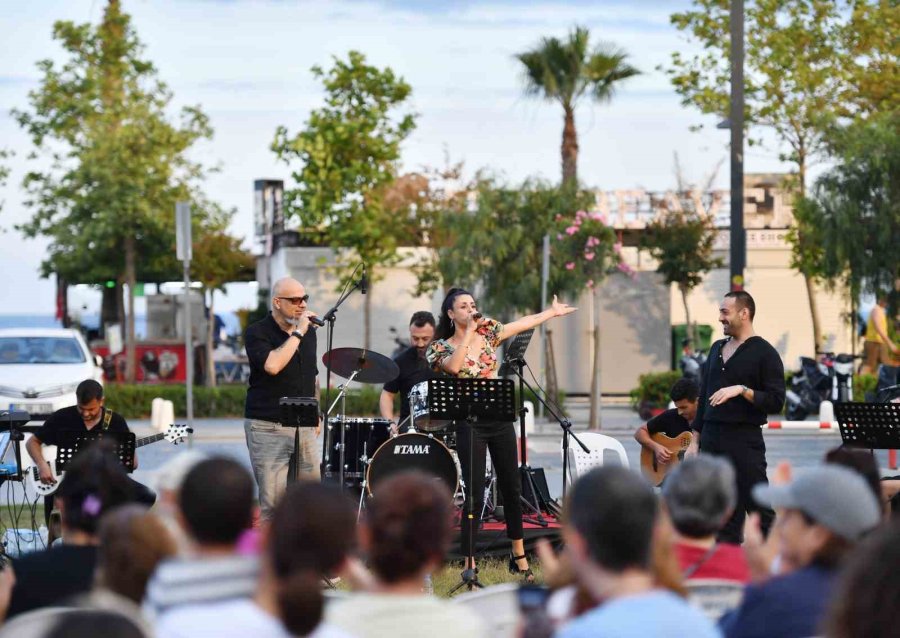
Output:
top-left (729, 0), bottom-right (746, 291)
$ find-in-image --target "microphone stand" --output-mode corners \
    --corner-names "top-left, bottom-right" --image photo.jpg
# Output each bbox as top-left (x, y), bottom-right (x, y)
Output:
top-left (320, 267), bottom-right (365, 491)
top-left (513, 363), bottom-right (589, 503)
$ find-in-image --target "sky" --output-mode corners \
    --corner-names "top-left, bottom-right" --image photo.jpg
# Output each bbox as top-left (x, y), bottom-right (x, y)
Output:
top-left (0, 0), bottom-right (801, 316)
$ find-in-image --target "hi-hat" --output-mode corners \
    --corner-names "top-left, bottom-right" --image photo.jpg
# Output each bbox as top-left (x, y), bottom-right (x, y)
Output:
top-left (322, 348), bottom-right (399, 384)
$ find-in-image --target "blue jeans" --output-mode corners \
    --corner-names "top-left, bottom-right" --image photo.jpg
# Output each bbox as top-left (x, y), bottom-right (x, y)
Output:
top-left (244, 418), bottom-right (319, 520)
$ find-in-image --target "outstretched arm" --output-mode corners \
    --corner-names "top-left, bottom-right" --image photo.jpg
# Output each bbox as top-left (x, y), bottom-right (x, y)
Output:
top-left (499, 295), bottom-right (576, 342)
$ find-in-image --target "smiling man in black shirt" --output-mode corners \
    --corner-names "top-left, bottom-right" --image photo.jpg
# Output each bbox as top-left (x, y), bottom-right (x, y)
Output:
top-left (688, 291), bottom-right (785, 543)
top-left (244, 277), bottom-right (320, 520)
top-left (379, 311), bottom-right (440, 435)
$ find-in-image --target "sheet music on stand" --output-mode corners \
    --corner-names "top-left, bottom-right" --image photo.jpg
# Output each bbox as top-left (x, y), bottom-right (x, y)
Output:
top-left (835, 402), bottom-right (900, 450)
top-left (426, 378), bottom-right (516, 422)
top-left (498, 329), bottom-right (534, 378)
top-left (53, 430), bottom-right (137, 473)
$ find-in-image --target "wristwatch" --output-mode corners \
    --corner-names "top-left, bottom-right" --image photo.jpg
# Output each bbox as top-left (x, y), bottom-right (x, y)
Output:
top-left (741, 384), bottom-right (749, 395)
top-left (291, 330), bottom-right (304, 341)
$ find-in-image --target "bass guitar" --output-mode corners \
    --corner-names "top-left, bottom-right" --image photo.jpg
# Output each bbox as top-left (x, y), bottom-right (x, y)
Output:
top-left (25, 424), bottom-right (192, 497)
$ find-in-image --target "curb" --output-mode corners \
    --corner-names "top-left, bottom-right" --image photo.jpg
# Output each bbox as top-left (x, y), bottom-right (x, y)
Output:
top-left (765, 421), bottom-right (838, 430)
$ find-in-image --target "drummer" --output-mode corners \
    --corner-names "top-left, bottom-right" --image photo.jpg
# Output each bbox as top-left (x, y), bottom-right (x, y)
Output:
top-left (379, 311), bottom-right (441, 436)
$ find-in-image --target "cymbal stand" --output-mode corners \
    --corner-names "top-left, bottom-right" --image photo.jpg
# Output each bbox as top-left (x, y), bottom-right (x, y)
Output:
top-left (325, 369), bottom-right (360, 491)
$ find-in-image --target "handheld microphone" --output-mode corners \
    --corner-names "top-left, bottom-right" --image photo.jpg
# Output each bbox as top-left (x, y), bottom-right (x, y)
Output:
top-left (360, 265), bottom-right (368, 295)
top-left (308, 316), bottom-right (325, 327)
top-left (472, 313), bottom-right (483, 320)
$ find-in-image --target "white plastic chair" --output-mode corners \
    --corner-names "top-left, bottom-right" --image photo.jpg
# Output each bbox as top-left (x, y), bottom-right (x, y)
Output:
top-left (684, 578), bottom-right (745, 622)
top-left (451, 583), bottom-right (520, 638)
top-left (562, 432), bottom-right (629, 484)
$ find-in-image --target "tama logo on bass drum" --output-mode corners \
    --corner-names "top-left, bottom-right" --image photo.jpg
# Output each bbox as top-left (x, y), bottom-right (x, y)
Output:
top-left (394, 444), bottom-right (431, 455)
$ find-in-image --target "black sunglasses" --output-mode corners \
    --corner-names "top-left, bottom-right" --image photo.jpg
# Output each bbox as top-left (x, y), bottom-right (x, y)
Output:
top-left (277, 295), bottom-right (309, 305)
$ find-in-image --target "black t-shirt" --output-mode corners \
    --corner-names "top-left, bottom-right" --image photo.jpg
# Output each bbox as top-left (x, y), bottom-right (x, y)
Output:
top-left (244, 313), bottom-right (318, 422)
top-left (7, 545), bottom-right (98, 618)
top-left (34, 406), bottom-right (129, 446)
top-left (693, 336), bottom-right (786, 431)
top-left (382, 346), bottom-right (441, 422)
top-left (647, 408), bottom-right (691, 438)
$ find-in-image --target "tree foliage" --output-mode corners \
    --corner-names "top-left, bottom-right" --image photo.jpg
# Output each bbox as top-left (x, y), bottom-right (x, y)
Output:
top-left (416, 178), bottom-right (597, 317)
top-left (516, 26), bottom-right (639, 184)
top-left (12, 0), bottom-right (220, 381)
top-left (0, 149), bottom-right (10, 214)
top-left (272, 51), bottom-right (416, 347)
top-left (793, 113), bottom-right (900, 302)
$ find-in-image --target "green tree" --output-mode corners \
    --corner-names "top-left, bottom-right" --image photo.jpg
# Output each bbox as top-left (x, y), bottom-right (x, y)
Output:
top-left (793, 113), bottom-right (899, 308)
top-left (665, 0), bottom-right (860, 351)
top-left (641, 156), bottom-right (724, 347)
top-left (554, 208), bottom-right (629, 429)
top-left (13, 0), bottom-right (213, 382)
top-left (190, 206), bottom-right (256, 387)
top-left (0, 149), bottom-right (11, 214)
top-left (272, 51), bottom-right (416, 349)
top-left (516, 26), bottom-right (640, 185)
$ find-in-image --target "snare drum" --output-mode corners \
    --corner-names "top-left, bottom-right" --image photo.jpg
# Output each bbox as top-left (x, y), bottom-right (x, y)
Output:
top-left (366, 433), bottom-right (460, 497)
top-left (325, 417), bottom-right (390, 480)
top-left (409, 381), bottom-right (453, 432)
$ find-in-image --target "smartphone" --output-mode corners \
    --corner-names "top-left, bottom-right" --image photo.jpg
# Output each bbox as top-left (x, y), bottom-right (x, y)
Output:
top-left (517, 584), bottom-right (550, 613)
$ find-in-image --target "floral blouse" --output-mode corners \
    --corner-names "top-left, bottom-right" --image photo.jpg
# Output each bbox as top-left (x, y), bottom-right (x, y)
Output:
top-left (426, 319), bottom-right (504, 379)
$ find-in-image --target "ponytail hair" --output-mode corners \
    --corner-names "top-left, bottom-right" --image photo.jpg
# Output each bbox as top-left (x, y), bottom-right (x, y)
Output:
top-left (269, 482), bottom-right (356, 636)
top-left (436, 287), bottom-right (472, 340)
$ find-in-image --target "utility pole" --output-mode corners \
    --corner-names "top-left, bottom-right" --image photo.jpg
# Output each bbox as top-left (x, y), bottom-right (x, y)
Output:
top-left (729, 0), bottom-right (746, 291)
top-left (176, 201), bottom-right (194, 446)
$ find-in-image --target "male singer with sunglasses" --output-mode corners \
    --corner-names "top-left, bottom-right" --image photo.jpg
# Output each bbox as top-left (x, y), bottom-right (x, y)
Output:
top-left (243, 277), bottom-right (322, 519)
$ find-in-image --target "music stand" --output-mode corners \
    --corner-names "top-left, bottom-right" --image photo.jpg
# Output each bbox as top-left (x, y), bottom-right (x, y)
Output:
top-left (53, 430), bottom-right (137, 473)
top-left (835, 402), bottom-right (900, 452)
top-left (498, 330), bottom-right (553, 523)
top-left (280, 397), bottom-right (319, 483)
top-left (426, 377), bottom-right (514, 593)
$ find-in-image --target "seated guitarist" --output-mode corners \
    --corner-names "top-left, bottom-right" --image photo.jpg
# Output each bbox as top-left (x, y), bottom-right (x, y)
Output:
top-left (634, 378), bottom-right (699, 471)
top-left (25, 379), bottom-right (155, 524)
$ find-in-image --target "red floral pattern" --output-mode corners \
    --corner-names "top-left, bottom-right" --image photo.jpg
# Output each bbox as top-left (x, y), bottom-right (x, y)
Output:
top-left (426, 319), bottom-right (504, 379)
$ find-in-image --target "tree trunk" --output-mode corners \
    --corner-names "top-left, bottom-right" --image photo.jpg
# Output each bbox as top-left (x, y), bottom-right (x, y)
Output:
top-left (797, 155), bottom-right (822, 352)
top-left (124, 235), bottom-right (137, 383)
top-left (364, 282), bottom-right (372, 351)
top-left (588, 287), bottom-right (602, 430)
top-left (561, 105), bottom-right (579, 186)
top-left (680, 284), bottom-right (696, 347)
top-left (206, 288), bottom-right (216, 388)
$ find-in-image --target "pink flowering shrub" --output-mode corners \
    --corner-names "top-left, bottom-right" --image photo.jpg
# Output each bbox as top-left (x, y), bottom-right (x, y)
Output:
top-left (554, 209), bottom-right (632, 290)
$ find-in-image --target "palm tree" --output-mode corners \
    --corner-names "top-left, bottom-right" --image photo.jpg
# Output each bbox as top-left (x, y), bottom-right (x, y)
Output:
top-left (516, 26), bottom-right (640, 185)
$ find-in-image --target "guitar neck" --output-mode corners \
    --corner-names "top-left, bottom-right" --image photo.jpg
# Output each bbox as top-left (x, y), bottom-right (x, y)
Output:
top-left (136, 432), bottom-right (165, 448)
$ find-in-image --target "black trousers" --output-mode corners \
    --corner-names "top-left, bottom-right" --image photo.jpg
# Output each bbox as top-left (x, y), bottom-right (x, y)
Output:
top-left (700, 421), bottom-right (775, 544)
top-left (456, 421), bottom-right (523, 555)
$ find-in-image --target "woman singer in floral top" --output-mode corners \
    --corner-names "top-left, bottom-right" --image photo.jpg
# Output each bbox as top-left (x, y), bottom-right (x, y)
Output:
top-left (426, 288), bottom-right (576, 582)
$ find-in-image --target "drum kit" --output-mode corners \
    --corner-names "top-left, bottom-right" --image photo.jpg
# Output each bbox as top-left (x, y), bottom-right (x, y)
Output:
top-left (321, 347), bottom-right (470, 511)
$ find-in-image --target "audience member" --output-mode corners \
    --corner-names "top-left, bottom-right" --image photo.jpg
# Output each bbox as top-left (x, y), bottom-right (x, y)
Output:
top-left (143, 457), bottom-right (257, 621)
top-left (95, 505), bottom-right (178, 603)
top-left (155, 481), bottom-right (359, 638)
top-left (327, 471), bottom-right (487, 638)
top-left (823, 446), bottom-right (885, 513)
top-left (720, 465), bottom-right (881, 638)
top-left (825, 519), bottom-right (900, 638)
top-left (662, 456), bottom-right (749, 583)
top-left (151, 450), bottom-right (208, 552)
top-left (557, 466), bottom-right (718, 638)
top-left (6, 442), bottom-right (135, 618)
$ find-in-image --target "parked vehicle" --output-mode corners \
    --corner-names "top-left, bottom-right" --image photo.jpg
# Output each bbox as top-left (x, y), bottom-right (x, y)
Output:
top-left (0, 329), bottom-right (103, 417)
top-left (785, 356), bottom-right (833, 420)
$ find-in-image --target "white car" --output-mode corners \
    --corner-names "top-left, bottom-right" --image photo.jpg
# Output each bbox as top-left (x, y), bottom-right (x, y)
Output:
top-left (0, 328), bottom-right (103, 418)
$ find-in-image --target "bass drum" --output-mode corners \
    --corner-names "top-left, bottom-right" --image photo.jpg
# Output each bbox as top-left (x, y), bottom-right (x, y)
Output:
top-left (366, 433), bottom-right (459, 497)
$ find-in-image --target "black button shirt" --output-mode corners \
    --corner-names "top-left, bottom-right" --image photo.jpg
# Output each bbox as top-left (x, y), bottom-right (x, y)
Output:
top-left (382, 346), bottom-right (441, 422)
top-left (244, 313), bottom-right (318, 422)
top-left (692, 336), bottom-right (786, 431)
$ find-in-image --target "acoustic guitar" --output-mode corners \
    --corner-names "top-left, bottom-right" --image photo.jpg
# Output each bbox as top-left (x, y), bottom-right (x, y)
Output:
top-left (640, 431), bottom-right (693, 486)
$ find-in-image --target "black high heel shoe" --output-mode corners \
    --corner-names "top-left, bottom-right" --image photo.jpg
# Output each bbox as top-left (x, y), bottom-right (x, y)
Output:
top-left (508, 553), bottom-right (535, 583)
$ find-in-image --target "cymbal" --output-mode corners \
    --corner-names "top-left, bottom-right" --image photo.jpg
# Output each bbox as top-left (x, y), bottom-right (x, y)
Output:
top-left (322, 347), bottom-right (399, 384)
